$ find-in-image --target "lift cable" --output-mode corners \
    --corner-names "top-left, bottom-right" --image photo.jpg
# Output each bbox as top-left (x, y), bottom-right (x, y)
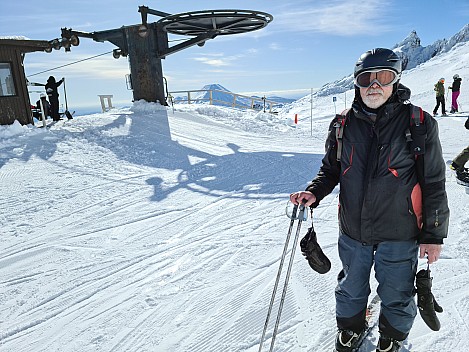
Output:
top-left (27, 51), bottom-right (113, 78)
top-left (27, 37), bottom-right (187, 78)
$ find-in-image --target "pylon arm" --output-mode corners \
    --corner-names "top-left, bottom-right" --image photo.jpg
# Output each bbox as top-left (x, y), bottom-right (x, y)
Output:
top-left (157, 31), bottom-right (217, 58)
top-left (61, 28), bottom-right (127, 52)
top-left (139, 6), bottom-right (171, 25)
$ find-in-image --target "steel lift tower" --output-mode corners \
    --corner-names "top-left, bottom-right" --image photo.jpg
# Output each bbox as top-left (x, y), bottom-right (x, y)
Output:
top-left (54, 6), bottom-right (273, 105)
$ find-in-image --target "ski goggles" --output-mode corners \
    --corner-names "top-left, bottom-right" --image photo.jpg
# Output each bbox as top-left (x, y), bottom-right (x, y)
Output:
top-left (354, 69), bottom-right (401, 88)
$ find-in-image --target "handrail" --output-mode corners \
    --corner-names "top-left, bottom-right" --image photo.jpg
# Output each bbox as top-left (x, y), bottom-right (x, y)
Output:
top-left (168, 89), bottom-right (280, 113)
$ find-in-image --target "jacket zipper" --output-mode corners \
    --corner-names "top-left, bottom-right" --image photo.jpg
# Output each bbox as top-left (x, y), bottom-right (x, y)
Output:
top-left (371, 123), bottom-right (381, 178)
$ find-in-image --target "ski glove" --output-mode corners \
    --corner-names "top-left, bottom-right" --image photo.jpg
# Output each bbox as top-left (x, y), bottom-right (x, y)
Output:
top-left (415, 267), bottom-right (443, 331)
top-left (299, 225), bottom-right (331, 274)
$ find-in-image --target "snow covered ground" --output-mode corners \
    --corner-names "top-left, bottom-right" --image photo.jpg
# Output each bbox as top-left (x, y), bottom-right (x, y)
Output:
top-left (1, 43), bottom-right (469, 352)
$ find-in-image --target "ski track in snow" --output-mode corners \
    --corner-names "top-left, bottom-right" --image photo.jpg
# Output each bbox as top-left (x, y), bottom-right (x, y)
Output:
top-left (0, 110), bottom-right (320, 352)
top-left (1, 108), bottom-right (467, 352)
top-left (1, 44), bottom-right (469, 351)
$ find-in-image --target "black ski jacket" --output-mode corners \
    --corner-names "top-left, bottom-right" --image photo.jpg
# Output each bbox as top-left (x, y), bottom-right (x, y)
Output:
top-left (450, 77), bottom-right (462, 92)
top-left (306, 85), bottom-right (449, 245)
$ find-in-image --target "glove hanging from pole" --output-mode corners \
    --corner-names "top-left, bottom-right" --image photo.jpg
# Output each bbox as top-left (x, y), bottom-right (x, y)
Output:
top-left (299, 215), bottom-right (331, 274)
top-left (415, 265), bottom-right (443, 331)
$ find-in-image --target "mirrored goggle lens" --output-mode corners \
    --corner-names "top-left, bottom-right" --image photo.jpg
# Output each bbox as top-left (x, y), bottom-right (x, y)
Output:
top-left (355, 70), bottom-right (399, 88)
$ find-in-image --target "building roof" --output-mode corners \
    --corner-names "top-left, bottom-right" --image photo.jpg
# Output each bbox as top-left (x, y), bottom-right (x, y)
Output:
top-left (0, 38), bottom-right (51, 53)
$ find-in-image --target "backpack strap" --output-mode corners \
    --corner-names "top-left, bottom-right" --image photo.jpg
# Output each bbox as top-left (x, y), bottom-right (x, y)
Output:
top-left (407, 105), bottom-right (427, 156)
top-left (333, 109), bottom-right (349, 161)
top-left (407, 105), bottom-right (426, 212)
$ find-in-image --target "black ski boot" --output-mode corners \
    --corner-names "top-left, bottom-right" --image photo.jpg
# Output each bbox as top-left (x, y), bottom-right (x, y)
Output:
top-left (335, 327), bottom-right (366, 352)
top-left (456, 169), bottom-right (469, 185)
top-left (300, 224), bottom-right (331, 274)
top-left (415, 267), bottom-right (443, 331)
top-left (376, 335), bottom-right (403, 352)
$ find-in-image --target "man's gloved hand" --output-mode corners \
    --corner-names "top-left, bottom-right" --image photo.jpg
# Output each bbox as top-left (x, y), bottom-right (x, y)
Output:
top-left (300, 225), bottom-right (331, 274)
top-left (415, 268), bottom-right (443, 331)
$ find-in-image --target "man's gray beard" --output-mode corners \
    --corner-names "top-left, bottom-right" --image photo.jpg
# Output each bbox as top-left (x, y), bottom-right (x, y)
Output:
top-left (363, 90), bottom-right (386, 109)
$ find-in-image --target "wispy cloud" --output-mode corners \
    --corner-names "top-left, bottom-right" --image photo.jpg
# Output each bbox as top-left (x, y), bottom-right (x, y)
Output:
top-left (193, 58), bottom-right (230, 67)
top-left (272, 0), bottom-right (393, 36)
top-left (192, 51), bottom-right (253, 67)
top-left (269, 43), bottom-right (282, 50)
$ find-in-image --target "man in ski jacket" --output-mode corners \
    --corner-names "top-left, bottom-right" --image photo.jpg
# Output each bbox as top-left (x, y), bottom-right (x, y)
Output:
top-left (449, 74), bottom-right (462, 113)
top-left (45, 76), bottom-right (64, 121)
top-left (432, 78), bottom-right (447, 116)
top-left (290, 48), bottom-right (449, 352)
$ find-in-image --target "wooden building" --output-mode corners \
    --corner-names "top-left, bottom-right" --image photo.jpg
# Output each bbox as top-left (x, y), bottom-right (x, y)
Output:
top-left (0, 39), bottom-right (51, 125)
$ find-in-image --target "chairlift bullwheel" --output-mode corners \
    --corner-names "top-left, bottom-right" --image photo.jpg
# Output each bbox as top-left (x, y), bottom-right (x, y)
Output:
top-left (157, 10), bottom-right (273, 36)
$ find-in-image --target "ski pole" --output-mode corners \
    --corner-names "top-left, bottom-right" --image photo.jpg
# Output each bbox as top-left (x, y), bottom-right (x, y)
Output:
top-left (258, 202), bottom-right (307, 352)
top-left (268, 204), bottom-right (306, 352)
top-left (258, 203), bottom-right (298, 352)
top-left (445, 87), bottom-right (450, 109)
top-left (63, 77), bottom-right (69, 112)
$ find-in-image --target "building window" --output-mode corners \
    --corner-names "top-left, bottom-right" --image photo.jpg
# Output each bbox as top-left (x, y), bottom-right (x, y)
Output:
top-left (0, 62), bottom-right (16, 97)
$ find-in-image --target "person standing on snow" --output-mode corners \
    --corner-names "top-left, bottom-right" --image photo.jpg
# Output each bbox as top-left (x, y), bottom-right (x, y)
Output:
top-left (450, 117), bottom-right (469, 185)
top-left (35, 93), bottom-right (51, 120)
top-left (45, 76), bottom-right (64, 121)
top-left (290, 48), bottom-right (449, 352)
top-left (449, 74), bottom-right (462, 113)
top-left (432, 78), bottom-right (447, 116)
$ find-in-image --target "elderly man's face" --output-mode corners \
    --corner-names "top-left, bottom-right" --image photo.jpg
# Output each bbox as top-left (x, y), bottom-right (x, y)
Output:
top-left (360, 82), bottom-right (393, 109)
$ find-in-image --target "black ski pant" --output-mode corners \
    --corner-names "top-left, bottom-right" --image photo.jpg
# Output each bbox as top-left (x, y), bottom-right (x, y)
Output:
top-left (50, 96), bottom-right (60, 121)
top-left (433, 96), bottom-right (445, 115)
top-left (453, 146), bottom-right (469, 169)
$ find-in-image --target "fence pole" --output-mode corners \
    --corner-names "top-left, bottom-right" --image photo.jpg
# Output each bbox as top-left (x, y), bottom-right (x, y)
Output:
top-left (310, 88), bottom-right (313, 137)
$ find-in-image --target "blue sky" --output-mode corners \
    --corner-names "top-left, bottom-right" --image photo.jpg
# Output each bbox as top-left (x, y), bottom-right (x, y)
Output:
top-left (1, 0), bottom-right (468, 109)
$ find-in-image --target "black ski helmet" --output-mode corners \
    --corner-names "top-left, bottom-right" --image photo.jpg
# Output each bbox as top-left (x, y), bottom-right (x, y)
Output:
top-left (354, 48), bottom-right (402, 78)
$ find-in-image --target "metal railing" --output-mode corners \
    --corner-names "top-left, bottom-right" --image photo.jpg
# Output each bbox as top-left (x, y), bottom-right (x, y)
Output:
top-left (168, 89), bottom-right (280, 113)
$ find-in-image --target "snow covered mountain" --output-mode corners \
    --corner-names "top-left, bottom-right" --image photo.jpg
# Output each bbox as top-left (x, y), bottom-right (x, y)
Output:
top-left (193, 83), bottom-right (253, 107)
top-left (316, 24), bottom-right (469, 97)
top-left (174, 83), bottom-right (295, 107)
